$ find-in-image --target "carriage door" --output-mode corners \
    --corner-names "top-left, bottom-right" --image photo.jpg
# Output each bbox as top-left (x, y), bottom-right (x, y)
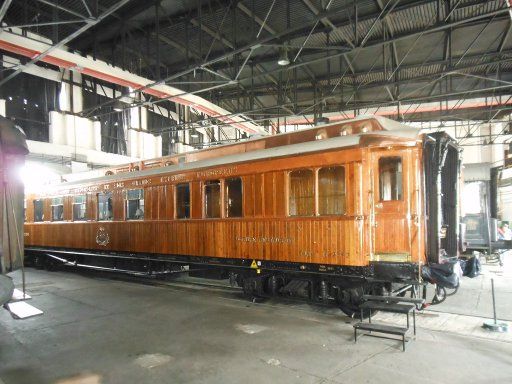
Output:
top-left (370, 150), bottom-right (412, 262)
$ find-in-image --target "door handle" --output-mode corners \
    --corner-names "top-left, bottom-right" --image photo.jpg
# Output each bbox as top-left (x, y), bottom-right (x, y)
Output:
top-left (375, 203), bottom-right (383, 209)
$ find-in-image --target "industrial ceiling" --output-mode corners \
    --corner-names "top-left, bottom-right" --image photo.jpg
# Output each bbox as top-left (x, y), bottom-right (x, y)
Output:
top-left (1, 0), bottom-right (512, 135)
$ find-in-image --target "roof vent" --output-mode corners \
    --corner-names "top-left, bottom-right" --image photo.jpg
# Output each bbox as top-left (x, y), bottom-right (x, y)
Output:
top-left (314, 117), bottom-right (330, 126)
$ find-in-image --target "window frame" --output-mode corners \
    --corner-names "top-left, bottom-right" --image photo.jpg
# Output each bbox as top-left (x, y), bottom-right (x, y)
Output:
top-left (72, 194), bottom-right (87, 222)
top-left (203, 179), bottom-right (222, 219)
top-left (288, 168), bottom-right (316, 217)
top-left (97, 191), bottom-right (114, 221)
top-left (317, 165), bottom-right (347, 216)
top-left (124, 188), bottom-right (145, 221)
top-left (175, 182), bottom-right (191, 219)
top-left (50, 197), bottom-right (64, 222)
top-left (224, 177), bottom-right (243, 218)
top-left (33, 199), bottom-right (44, 222)
top-left (378, 156), bottom-right (403, 202)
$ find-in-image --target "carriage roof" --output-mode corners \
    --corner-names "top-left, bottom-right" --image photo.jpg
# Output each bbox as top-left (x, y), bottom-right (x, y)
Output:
top-left (45, 116), bottom-right (422, 189)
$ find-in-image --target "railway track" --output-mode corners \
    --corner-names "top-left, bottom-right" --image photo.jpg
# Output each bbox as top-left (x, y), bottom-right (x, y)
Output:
top-left (55, 265), bottom-right (343, 317)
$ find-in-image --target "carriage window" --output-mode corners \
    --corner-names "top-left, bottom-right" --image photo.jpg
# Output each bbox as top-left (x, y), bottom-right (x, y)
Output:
top-left (289, 169), bottom-right (315, 216)
top-left (225, 178), bottom-right (243, 218)
top-left (34, 199), bottom-right (44, 222)
top-left (98, 192), bottom-right (113, 221)
top-left (204, 180), bottom-right (221, 218)
top-left (73, 195), bottom-right (87, 221)
top-left (379, 157), bottom-right (402, 201)
top-left (176, 183), bottom-right (190, 219)
top-left (51, 197), bottom-right (64, 221)
top-left (318, 166), bottom-right (346, 215)
top-left (125, 189), bottom-right (144, 220)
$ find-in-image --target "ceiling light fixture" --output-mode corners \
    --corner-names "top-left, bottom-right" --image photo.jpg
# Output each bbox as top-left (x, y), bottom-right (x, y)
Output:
top-left (278, 47), bottom-right (290, 66)
top-left (113, 100), bottom-right (124, 112)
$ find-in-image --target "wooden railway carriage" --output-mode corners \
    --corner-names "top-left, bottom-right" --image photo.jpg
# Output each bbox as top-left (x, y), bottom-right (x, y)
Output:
top-left (24, 116), bottom-right (461, 315)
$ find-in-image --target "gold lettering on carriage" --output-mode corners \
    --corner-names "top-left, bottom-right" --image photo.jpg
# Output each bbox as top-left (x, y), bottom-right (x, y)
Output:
top-left (132, 179), bottom-right (150, 186)
top-left (196, 167), bottom-right (237, 178)
top-left (160, 174), bottom-right (187, 183)
top-left (236, 236), bottom-right (293, 244)
top-left (74, 185), bottom-right (99, 194)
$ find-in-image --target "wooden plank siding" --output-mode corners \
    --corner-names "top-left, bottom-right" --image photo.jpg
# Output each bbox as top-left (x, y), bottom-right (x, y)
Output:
top-left (25, 218), bottom-right (363, 265)
top-left (24, 144), bottom-right (426, 268)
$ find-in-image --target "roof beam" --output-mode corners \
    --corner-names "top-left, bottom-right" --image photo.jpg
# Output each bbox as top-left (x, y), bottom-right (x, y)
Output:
top-left (301, 0), bottom-right (355, 73)
top-left (229, 9), bottom-right (510, 88)
top-left (499, 20), bottom-right (512, 52)
top-left (0, 0), bottom-right (13, 25)
top-left (0, 0), bottom-right (135, 87)
top-left (237, 2), bottom-right (274, 35)
top-left (214, 50), bottom-right (512, 100)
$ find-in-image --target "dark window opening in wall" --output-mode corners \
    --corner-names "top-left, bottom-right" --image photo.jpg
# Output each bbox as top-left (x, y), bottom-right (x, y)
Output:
top-left (34, 199), bottom-right (44, 222)
top-left (100, 110), bottom-right (127, 155)
top-left (98, 192), bottom-right (113, 221)
top-left (225, 178), bottom-right (243, 218)
top-left (204, 180), bottom-right (221, 218)
top-left (51, 197), bottom-right (64, 221)
top-left (125, 189), bottom-right (144, 220)
top-left (289, 169), bottom-right (315, 216)
top-left (82, 77), bottom-right (127, 156)
top-left (176, 183), bottom-right (190, 219)
top-left (147, 110), bottom-right (176, 156)
top-left (318, 166), bottom-right (346, 215)
top-left (379, 157), bottom-right (403, 201)
top-left (190, 130), bottom-right (204, 146)
top-left (73, 195), bottom-right (87, 221)
top-left (1, 72), bottom-right (56, 142)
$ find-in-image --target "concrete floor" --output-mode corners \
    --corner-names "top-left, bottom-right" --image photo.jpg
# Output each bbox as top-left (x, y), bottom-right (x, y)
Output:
top-left (1, 266), bottom-right (512, 384)
top-left (425, 253), bottom-right (512, 320)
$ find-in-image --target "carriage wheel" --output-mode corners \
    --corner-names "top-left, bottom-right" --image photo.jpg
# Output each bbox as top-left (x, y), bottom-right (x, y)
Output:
top-left (337, 284), bottom-right (382, 318)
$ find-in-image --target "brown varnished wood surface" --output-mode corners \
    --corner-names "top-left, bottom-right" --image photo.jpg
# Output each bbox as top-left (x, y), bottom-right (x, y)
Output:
top-left (24, 143), bottom-right (426, 268)
top-left (25, 217), bottom-right (364, 266)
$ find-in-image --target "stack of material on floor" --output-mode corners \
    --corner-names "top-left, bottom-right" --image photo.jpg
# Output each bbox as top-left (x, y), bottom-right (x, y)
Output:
top-left (3, 286), bottom-right (43, 319)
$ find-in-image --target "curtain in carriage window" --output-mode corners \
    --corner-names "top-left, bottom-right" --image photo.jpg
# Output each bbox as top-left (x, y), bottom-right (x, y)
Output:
top-left (318, 166), bottom-right (346, 215)
top-left (379, 157), bottom-right (402, 201)
top-left (51, 197), bottom-right (64, 221)
top-left (33, 199), bottom-right (44, 222)
top-left (176, 183), bottom-right (190, 219)
top-left (289, 169), bottom-right (315, 216)
top-left (225, 178), bottom-right (243, 218)
top-left (98, 192), bottom-right (113, 221)
top-left (204, 180), bottom-right (221, 218)
top-left (73, 195), bottom-right (87, 221)
top-left (125, 189), bottom-right (144, 220)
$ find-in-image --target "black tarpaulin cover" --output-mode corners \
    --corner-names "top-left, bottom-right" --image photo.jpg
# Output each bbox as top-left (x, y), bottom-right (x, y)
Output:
top-left (0, 116), bottom-right (27, 274)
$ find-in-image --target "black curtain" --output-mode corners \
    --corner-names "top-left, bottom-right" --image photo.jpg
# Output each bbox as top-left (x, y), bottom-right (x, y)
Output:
top-left (0, 72), bottom-right (56, 142)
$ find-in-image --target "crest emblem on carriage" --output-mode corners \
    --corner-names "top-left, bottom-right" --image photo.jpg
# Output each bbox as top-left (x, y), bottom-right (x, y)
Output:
top-left (95, 227), bottom-right (110, 246)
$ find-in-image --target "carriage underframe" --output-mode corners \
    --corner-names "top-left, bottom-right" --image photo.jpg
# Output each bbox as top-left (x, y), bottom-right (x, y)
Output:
top-left (25, 247), bottom-right (422, 316)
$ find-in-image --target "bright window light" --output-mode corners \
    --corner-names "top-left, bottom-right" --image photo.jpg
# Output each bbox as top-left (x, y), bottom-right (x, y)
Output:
top-left (59, 84), bottom-right (68, 111)
top-left (19, 162), bottom-right (60, 191)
